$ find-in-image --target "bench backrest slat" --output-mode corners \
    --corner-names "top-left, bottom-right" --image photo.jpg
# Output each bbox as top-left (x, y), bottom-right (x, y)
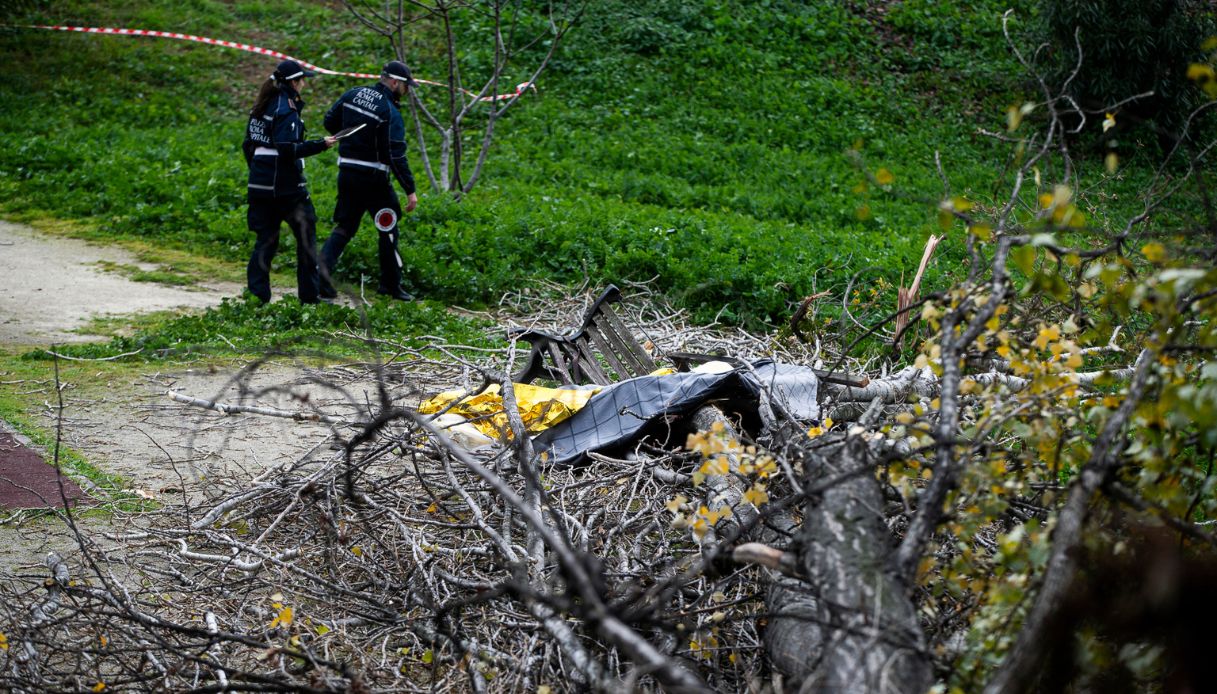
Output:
top-left (572, 335), bottom-right (610, 384)
top-left (586, 323), bottom-right (631, 381)
top-left (510, 285), bottom-right (656, 386)
top-left (601, 304), bottom-right (656, 373)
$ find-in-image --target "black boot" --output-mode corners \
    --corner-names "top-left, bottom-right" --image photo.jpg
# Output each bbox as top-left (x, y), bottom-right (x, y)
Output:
top-left (377, 285), bottom-right (415, 301)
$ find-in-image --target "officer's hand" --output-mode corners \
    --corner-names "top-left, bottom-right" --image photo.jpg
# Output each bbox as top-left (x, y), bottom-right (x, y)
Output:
top-left (323, 136), bottom-right (338, 149)
top-left (406, 193), bottom-right (418, 212)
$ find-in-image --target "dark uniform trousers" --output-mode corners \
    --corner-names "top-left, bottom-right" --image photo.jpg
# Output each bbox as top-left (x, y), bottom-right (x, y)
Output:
top-left (320, 168), bottom-right (404, 295)
top-left (247, 194), bottom-right (320, 304)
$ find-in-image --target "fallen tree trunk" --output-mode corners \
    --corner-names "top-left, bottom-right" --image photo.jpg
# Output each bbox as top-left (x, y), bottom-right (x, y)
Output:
top-left (824, 366), bottom-right (936, 403)
top-left (766, 427), bottom-right (931, 693)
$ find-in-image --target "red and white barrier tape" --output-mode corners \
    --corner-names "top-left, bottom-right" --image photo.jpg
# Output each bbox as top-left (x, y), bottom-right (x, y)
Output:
top-left (26, 24), bottom-right (532, 102)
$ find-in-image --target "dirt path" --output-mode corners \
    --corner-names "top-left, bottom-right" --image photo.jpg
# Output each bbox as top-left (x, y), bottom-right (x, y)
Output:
top-left (0, 221), bottom-right (394, 572)
top-left (0, 220), bottom-right (243, 345)
top-left (0, 359), bottom-right (426, 573)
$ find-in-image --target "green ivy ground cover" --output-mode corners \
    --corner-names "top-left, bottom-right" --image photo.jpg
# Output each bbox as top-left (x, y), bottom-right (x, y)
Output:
top-left (0, 0), bottom-right (1179, 345)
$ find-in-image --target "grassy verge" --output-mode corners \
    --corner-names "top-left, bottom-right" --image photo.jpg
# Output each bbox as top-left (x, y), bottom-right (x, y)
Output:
top-left (22, 293), bottom-right (499, 362)
top-left (93, 260), bottom-right (199, 286)
top-left (0, 357), bottom-right (146, 511)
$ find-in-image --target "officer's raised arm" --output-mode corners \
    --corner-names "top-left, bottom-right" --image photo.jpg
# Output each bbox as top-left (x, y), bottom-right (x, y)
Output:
top-left (272, 113), bottom-right (329, 160)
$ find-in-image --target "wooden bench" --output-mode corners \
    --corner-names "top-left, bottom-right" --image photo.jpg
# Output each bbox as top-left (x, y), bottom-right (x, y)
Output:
top-left (508, 286), bottom-right (869, 389)
top-left (508, 285), bottom-right (657, 386)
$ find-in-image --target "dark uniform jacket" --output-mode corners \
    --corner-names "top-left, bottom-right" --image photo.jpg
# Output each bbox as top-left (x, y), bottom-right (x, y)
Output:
top-left (243, 87), bottom-right (327, 198)
top-left (323, 82), bottom-right (416, 195)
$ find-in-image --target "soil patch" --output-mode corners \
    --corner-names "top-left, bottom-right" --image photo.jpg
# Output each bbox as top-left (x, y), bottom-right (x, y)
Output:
top-left (0, 432), bottom-right (90, 509)
top-left (0, 360), bottom-right (414, 573)
top-left (0, 220), bottom-right (439, 573)
top-left (42, 362), bottom-right (365, 500)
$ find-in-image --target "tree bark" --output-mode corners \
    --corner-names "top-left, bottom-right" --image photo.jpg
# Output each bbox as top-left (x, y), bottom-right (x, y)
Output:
top-left (767, 435), bottom-right (932, 694)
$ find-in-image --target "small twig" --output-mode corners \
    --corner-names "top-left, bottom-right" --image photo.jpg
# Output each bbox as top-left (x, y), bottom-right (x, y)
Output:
top-left (43, 348), bottom-right (143, 362)
top-left (166, 390), bottom-right (355, 425)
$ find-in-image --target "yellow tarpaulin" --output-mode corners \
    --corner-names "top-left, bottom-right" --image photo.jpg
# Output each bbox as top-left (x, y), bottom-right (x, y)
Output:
top-left (419, 383), bottom-right (602, 440)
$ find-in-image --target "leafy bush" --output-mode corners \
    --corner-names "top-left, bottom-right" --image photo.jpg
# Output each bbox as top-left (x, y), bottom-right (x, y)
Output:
top-left (1037, 0), bottom-right (1217, 141)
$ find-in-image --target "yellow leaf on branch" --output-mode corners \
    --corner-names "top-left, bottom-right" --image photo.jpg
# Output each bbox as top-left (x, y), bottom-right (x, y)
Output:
top-left (743, 484), bottom-right (770, 507)
top-left (1188, 62), bottom-right (1215, 82)
top-left (1141, 242), bottom-right (1167, 263)
top-left (1034, 325), bottom-right (1061, 351)
top-left (270, 606), bottom-right (294, 629)
top-left (665, 495), bottom-right (688, 513)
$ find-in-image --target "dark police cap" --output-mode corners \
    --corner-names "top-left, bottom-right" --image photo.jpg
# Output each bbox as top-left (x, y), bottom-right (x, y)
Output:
top-left (274, 59), bottom-right (316, 82)
top-left (382, 60), bottom-right (418, 87)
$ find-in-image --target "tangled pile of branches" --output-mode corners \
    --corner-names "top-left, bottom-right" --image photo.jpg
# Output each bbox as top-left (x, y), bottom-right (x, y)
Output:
top-left (0, 289), bottom-right (885, 692)
top-left (0, 256), bottom-right (1212, 693)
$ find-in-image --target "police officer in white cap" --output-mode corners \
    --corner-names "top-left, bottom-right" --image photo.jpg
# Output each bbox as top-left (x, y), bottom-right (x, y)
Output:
top-left (242, 59), bottom-right (336, 303)
top-left (318, 60), bottom-right (419, 301)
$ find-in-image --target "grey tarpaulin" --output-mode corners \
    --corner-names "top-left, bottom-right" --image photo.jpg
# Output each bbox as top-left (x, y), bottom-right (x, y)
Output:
top-left (533, 360), bottom-right (820, 466)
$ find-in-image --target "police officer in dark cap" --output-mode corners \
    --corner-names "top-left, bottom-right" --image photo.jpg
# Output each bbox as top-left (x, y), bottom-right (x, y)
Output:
top-left (318, 59), bottom-right (419, 301)
top-left (242, 59), bottom-right (336, 303)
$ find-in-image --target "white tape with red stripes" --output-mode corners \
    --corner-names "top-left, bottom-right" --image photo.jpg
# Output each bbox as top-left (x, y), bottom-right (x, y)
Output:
top-left (26, 24), bottom-right (533, 102)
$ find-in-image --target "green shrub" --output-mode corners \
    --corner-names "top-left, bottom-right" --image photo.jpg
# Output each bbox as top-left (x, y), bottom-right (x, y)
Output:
top-left (1038, 0), bottom-right (1217, 141)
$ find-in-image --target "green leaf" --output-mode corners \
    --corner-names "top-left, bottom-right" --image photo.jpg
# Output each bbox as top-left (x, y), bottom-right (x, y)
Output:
top-left (1011, 245), bottom-right (1037, 276)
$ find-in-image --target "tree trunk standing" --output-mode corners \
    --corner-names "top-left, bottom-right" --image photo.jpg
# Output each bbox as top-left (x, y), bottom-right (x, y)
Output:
top-left (345, 0), bottom-right (579, 200)
top-left (463, 111), bottom-right (498, 196)
top-left (404, 97), bottom-right (439, 191)
top-left (443, 10), bottom-right (463, 195)
top-left (439, 127), bottom-right (452, 192)
top-left (767, 436), bottom-right (932, 694)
